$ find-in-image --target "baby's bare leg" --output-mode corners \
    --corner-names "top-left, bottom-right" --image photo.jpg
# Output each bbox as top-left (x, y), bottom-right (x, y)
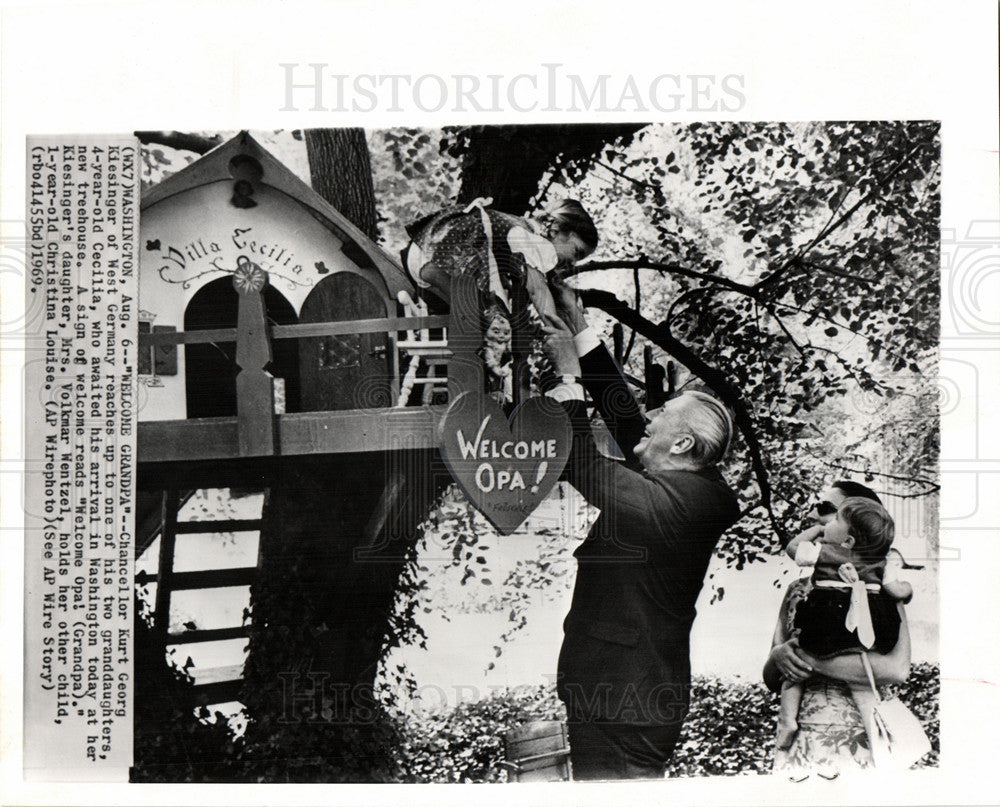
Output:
top-left (776, 679), bottom-right (804, 749)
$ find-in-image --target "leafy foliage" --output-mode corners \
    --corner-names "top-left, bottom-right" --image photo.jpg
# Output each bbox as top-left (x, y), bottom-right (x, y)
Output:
top-left (368, 127), bottom-right (461, 255)
top-left (385, 121), bottom-right (939, 649)
top-left (390, 664), bottom-right (940, 782)
top-left (393, 685), bottom-right (565, 783)
top-left (560, 122), bottom-right (940, 554)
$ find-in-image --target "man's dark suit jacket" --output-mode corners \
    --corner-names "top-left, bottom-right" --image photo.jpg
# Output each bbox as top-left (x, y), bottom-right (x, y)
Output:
top-left (557, 345), bottom-right (740, 729)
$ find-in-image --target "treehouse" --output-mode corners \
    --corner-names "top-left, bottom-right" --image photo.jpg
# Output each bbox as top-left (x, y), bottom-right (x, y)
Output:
top-left (134, 132), bottom-right (571, 707)
top-left (135, 132), bottom-right (450, 702)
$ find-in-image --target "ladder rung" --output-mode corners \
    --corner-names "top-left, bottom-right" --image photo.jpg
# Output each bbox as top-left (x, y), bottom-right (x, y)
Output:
top-left (190, 663), bottom-right (245, 685)
top-left (168, 567), bottom-right (256, 590)
top-left (174, 519), bottom-right (263, 534)
top-left (166, 626), bottom-right (250, 644)
top-left (190, 679), bottom-right (243, 706)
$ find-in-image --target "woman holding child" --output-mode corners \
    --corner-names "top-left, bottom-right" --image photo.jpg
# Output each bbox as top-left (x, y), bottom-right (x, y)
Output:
top-left (763, 481), bottom-right (913, 777)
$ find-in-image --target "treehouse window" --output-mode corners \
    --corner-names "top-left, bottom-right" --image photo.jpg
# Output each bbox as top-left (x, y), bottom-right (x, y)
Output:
top-left (318, 334), bottom-right (362, 370)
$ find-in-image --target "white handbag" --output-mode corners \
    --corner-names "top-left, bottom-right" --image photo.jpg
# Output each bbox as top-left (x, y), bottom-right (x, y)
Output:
top-left (861, 652), bottom-right (932, 770)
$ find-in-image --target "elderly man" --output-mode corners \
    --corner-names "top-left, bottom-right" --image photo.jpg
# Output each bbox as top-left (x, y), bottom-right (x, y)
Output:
top-left (542, 291), bottom-right (741, 780)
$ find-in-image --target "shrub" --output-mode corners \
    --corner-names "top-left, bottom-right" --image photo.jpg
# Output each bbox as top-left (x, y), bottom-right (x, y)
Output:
top-left (135, 649), bottom-right (939, 782)
top-left (392, 685), bottom-right (565, 783)
top-left (391, 665), bottom-right (940, 781)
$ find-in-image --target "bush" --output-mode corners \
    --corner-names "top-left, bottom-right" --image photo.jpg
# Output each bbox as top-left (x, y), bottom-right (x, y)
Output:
top-left (135, 650), bottom-right (939, 781)
top-left (666, 676), bottom-right (778, 777)
top-left (391, 665), bottom-right (940, 781)
top-left (392, 685), bottom-right (565, 783)
top-left (891, 661), bottom-right (940, 768)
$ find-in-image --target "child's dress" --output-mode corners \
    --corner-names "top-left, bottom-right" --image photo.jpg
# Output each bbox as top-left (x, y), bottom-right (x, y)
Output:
top-left (789, 542), bottom-right (901, 658)
top-left (403, 199), bottom-right (560, 312)
top-left (403, 200), bottom-right (562, 404)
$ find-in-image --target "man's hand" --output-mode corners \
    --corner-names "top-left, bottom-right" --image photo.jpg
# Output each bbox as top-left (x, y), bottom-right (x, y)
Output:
top-left (549, 277), bottom-right (589, 336)
top-left (769, 637), bottom-right (814, 683)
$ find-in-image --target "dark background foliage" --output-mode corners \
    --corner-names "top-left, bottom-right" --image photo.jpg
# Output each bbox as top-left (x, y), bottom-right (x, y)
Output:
top-left (134, 591), bottom-right (939, 787)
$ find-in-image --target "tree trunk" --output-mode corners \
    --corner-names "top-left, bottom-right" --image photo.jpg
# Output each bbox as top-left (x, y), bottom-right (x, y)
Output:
top-left (304, 128), bottom-right (378, 239)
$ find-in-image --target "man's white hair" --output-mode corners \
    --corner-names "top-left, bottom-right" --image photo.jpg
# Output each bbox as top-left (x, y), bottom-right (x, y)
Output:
top-left (677, 390), bottom-right (734, 467)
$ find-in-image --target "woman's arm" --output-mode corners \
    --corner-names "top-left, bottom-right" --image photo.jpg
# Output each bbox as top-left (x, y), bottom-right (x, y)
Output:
top-left (801, 604), bottom-right (912, 686)
top-left (762, 585), bottom-right (814, 693)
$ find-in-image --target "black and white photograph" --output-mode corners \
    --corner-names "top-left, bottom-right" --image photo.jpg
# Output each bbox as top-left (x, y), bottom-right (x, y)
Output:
top-left (2, 2), bottom-right (998, 805)
top-left (125, 122), bottom-right (941, 783)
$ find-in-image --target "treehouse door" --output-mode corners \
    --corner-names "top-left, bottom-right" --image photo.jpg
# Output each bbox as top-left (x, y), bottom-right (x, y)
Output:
top-left (299, 272), bottom-right (392, 411)
top-left (184, 276), bottom-right (300, 418)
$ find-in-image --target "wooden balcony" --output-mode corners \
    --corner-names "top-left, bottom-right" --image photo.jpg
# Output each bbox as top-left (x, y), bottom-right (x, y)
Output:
top-left (136, 267), bottom-right (492, 468)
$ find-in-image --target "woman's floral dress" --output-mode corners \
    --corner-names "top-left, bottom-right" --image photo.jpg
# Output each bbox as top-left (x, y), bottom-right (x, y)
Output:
top-left (773, 678), bottom-right (873, 778)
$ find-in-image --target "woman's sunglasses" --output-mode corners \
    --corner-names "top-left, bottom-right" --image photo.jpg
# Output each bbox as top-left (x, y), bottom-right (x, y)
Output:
top-left (814, 500), bottom-right (838, 517)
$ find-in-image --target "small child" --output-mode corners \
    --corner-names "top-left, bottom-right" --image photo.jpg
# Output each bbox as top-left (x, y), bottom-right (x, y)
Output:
top-left (404, 199), bottom-right (597, 402)
top-left (776, 497), bottom-right (913, 750)
top-left (405, 199), bottom-right (596, 317)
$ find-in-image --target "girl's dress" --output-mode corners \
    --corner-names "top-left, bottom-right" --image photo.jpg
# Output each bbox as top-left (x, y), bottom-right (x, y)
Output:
top-left (788, 542), bottom-right (901, 658)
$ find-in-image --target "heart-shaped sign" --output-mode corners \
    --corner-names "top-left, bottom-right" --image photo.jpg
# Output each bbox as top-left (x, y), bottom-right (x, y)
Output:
top-left (438, 391), bottom-right (572, 534)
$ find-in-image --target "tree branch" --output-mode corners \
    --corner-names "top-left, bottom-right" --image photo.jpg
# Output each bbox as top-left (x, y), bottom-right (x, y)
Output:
top-left (564, 258), bottom-right (756, 297)
top-left (767, 300), bottom-right (916, 368)
top-left (755, 139), bottom-right (931, 291)
top-left (135, 131), bottom-right (223, 155)
top-left (796, 257), bottom-right (874, 284)
top-left (621, 266), bottom-right (641, 365)
top-left (803, 454), bottom-right (940, 497)
top-left (766, 308), bottom-right (808, 360)
top-left (594, 159), bottom-right (662, 192)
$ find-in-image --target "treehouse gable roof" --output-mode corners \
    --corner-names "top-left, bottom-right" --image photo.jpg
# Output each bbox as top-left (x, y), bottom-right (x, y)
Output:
top-left (141, 131), bottom-right (412, 299)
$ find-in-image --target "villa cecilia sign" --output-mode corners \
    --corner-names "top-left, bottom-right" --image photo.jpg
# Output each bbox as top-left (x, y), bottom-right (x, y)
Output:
top-left (438, 392), bottom-right (572, 534)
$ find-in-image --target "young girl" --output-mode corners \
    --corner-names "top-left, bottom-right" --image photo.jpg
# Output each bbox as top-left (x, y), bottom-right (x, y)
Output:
top-left (776, 497), bottom-right (913, 750)
top-left (404, 198), bottom-right (598, 401)
top-left (404, 198), bottom-right (597, 310)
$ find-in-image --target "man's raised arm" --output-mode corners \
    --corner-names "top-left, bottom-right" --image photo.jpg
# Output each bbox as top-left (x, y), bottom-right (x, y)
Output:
top-left (546, 278), bottom-right (646, 468)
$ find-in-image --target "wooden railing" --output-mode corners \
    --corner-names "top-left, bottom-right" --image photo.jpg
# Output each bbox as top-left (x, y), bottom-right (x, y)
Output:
top-left (137, 261), bottom-right (466, 464)
top-left (136, 266), bottom-right (603, 465)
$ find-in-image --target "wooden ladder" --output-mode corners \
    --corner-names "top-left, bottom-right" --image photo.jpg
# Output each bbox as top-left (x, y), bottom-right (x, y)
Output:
top-left (147, 489), bottom-right (260, 706)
